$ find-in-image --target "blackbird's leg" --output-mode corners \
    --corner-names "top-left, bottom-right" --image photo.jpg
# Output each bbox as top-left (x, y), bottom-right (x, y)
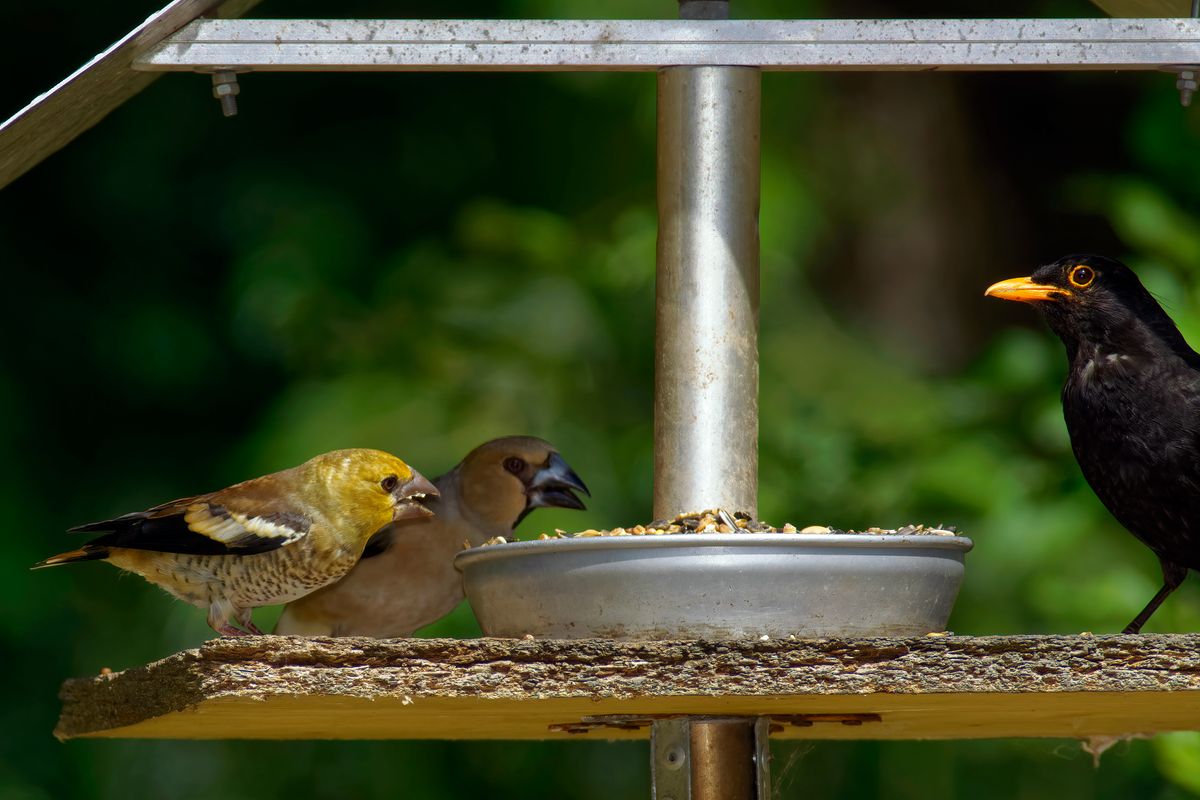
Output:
top-left (1123, 560), bottom-right (1189, 634)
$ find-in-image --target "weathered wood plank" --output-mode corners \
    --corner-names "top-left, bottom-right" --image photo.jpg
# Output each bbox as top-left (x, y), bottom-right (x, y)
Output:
top-left (56, 635), bottom-right (1200, 742)
top-left (0, 0), bottom-right (261, 190)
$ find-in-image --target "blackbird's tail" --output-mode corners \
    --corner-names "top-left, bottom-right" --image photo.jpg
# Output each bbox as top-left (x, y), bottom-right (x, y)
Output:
top-left (32, 545), bottom-right (110, 569)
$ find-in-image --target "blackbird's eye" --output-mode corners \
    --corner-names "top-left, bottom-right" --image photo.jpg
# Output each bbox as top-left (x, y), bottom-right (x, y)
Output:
top-left (503, 457), bottom-right (526, 475)
top-left (380, 475), bottom-right (399, 492)
top-left (1069, 265), bottom-right (1095, 288)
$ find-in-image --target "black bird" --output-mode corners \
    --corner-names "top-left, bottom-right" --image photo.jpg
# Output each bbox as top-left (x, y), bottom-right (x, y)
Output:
top-left (987, 254), bottom-right (1200, 633)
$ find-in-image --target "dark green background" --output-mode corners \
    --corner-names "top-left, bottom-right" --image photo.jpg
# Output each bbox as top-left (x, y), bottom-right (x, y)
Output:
top-left (4, 0), bottom-right (1200, 797)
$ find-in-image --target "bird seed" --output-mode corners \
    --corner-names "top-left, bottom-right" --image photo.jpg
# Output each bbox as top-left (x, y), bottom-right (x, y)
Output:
top-left (480, 510), bottom-right (960, 545)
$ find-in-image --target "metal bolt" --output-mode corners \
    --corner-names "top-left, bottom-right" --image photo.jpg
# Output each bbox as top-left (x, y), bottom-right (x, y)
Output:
top-left (211, 71), bottom-right (240, 117)
top-left (664, 746), bottom-right (686, 770)
top-left (1159, 65), bottom-right (1200, 108)
top-left (1178, 1), bottom-right (1200, 107)
top-left (1178, 70), bottom-right (1197, 108)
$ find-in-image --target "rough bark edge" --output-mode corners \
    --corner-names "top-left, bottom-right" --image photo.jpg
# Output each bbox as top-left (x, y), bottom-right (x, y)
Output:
top-left (57, 634), bottom-right (1200, 739)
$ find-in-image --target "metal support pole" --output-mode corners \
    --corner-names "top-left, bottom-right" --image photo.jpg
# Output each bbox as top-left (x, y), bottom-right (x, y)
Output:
top-left (650, 11), bottom-right (764, 792)
top-left (652, 718), bottom-right (771, 800)
top-left (653, 64), bottom-right (760, 521)
top-left (690, 720), bottom-right (756, 800)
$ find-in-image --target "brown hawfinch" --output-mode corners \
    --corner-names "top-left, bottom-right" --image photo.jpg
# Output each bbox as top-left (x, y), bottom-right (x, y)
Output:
top-left (275, 436), bottom-right (587, 637)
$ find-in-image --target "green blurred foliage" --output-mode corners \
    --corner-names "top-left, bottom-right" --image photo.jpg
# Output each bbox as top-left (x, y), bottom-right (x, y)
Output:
top-left (3, 0), bottom-right (1200, 797)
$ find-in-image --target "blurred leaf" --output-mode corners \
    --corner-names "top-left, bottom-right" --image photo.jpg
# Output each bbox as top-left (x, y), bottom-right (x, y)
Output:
top-left (1156, 733), bottom-right (1200, 797)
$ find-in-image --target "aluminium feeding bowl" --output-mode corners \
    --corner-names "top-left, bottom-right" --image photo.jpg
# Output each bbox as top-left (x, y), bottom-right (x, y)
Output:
top-left (455, 523), bottom-right (973, 640)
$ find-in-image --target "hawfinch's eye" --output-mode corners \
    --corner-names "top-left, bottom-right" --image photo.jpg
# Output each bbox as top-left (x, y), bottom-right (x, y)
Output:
top-left (1069, 265), bottom-right (1095, 288)
top-left (503, 457), bottom-right (525, 474)
top-left (380, 475), bottom-right (399, 492)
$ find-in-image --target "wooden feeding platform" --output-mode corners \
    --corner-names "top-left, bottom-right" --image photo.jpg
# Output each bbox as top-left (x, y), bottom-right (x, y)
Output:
top-left (58, 634), bottom-right (1200, 742)
top-left (13, 0), bottom-right (1200, 795)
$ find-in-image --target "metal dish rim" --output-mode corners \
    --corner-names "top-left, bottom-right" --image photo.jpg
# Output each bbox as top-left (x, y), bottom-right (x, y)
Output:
top-left (454, 532), bottom-right (974, 569)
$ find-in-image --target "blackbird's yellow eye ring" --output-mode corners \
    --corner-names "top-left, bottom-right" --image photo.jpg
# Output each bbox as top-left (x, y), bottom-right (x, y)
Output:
top-left (1069, 265), bottom-right (1095, 288)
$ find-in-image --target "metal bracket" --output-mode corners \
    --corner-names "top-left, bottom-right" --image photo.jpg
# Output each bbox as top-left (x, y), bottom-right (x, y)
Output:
top-left (652, 719), bottom-right (693, 800)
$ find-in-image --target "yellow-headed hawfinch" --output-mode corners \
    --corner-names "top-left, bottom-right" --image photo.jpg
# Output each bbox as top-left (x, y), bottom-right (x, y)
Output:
top-left (35, 449), bottom-right (437, 636)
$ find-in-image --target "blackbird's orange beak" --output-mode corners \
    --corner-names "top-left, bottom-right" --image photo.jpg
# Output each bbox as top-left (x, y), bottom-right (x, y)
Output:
top-left (984, 276), bottom-right (1065, 304)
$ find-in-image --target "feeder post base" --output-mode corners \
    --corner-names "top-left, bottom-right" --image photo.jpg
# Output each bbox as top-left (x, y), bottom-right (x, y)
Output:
top-left (652, 718), bottom-right (772, 800)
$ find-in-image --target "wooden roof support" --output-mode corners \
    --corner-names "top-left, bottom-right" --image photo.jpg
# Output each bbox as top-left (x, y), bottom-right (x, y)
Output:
top-left (57, 634), bottom-right (1200, 742)
top-left (0, 0), bottom-right (261, 189)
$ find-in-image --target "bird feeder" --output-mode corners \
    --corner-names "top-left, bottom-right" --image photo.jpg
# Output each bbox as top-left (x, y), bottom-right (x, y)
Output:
top-left (5, 1), bottom-right (1200, 798)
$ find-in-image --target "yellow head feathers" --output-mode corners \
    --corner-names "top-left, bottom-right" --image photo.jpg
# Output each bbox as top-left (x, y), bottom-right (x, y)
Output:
top-left (302, 449), bottom-right (438, 536)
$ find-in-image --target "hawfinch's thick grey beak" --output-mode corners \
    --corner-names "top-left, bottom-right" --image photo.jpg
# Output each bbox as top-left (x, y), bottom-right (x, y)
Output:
top-left (527, 452), bottom-right (589, 511)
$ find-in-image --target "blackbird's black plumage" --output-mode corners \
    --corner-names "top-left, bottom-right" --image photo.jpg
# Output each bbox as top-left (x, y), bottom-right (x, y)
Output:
top-left (987, 254), bottom-right (1200, 633)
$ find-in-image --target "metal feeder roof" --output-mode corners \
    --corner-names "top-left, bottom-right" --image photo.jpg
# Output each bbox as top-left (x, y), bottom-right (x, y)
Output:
top-left (1, 0), bottom-right (1197, 189)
